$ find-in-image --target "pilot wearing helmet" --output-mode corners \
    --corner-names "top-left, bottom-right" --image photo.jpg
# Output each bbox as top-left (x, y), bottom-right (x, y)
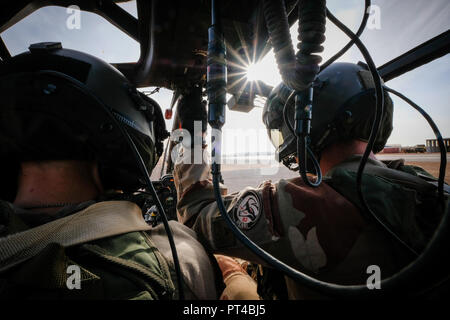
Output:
top-left (0, 42), bottom-right (260, 300)
top-left (173, 62), bottom-right (446, 299)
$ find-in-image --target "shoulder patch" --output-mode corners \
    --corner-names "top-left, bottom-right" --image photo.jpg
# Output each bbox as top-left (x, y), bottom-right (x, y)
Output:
top-left (233, 191), bottom-right (262, 230)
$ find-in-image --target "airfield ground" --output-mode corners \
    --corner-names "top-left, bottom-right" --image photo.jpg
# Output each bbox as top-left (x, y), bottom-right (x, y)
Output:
top-left (153, 153), bottom-right (449, 193)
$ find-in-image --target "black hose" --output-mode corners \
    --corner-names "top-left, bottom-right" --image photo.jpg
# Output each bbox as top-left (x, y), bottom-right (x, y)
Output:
top-left (320, 0), bottom-right (371, 72)
top-left (263, 0), bottom-right (326, 187)
top-left (296, 136), bottom-right (322, 186)
top-left (384, 86), bottom-right (447, 201)
top-left (294, 87), bottom-right (323, 187)
top-left (283, 91), bottom-right (322, 184)
top-left (263, 0), bottom-right (326, 91)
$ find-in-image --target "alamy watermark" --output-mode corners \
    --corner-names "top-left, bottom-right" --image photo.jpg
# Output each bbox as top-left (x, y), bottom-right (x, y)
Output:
top-left (66, 5), bottom-right (81, 30)
top-left (170, 121), bottom-right (282, 175)
top-left (66, 264), bottom-right (81, 290)
top-left (366, 265), bottom-right (381, 289)
top-left (366, 5), bottom-right (381, 30)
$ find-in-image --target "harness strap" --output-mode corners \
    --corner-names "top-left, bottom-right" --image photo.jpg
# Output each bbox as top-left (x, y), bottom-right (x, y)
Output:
top-left (0, 201), bottom-right (151, 272)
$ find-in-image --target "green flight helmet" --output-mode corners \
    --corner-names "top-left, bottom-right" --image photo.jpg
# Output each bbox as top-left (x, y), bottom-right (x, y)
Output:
top-left (0, 42), bottom-right (169, 201)
top-left (263, 62), bottom-right (394, 170)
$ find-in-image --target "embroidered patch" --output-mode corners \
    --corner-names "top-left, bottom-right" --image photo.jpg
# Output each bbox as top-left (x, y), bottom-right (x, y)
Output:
top-left (233, 191), bottom-right (262, 230)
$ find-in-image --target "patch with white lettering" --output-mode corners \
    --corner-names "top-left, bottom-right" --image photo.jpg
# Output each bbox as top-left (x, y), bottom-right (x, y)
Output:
top-left (233, 191), bottom-right (262, 230)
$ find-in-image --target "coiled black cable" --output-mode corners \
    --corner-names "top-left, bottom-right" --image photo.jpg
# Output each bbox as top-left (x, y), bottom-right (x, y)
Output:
top-left (211, 147), bottom-right (450, 296)
top-left (296, 0), bottom-right (327, 79)
top-left (294, 86), bottom-right (323, 187)
top-left (320, 0), bottom-right (371, 72)
top-left (264, 0), bottom-right (326, 187)
top-left (283, 90), bottom-right (322, 184)
top-left (326, 10), bottom-right (419, 257)
top-left (263, 0), bottom-right (326, 91)
top-left (207, 0), bottom-right (450, 297)
top-left (384, 86), bottom-right (447, 201)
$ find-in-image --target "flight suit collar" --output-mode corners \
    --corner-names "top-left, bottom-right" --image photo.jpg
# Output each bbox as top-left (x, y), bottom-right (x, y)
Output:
top-left (324, 155), bottom-right (387, 179)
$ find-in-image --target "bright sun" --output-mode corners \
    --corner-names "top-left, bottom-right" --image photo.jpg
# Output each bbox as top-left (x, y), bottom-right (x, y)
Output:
top-left (246, 63), bottom-right (260, 81)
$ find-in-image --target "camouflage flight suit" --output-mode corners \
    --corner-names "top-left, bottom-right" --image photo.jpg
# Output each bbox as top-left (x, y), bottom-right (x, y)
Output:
top-left (174, 155), bottom-right (445, 299)
top-left (0, 200), bottom-right (223, 300)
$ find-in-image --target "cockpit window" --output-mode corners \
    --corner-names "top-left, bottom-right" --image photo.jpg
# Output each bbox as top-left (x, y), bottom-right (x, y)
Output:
top-left (1, 3), bottom-right (139, 63)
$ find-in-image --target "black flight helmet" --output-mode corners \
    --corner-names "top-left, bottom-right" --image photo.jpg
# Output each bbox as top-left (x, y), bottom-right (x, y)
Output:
top-left (263, 62), bottom-right (394, 170)
top-left (0, 42), bottom-right (169, 200)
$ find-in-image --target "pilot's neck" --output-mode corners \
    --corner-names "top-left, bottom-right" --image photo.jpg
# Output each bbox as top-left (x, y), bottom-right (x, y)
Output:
top-left (319, 139), bottom-right (377, 175)
top-left (13, 160), bottom-right (103, 214)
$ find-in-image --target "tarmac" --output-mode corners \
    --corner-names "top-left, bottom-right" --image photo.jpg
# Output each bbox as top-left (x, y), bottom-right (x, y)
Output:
top-left (377, 153), bottom-right (450, 163)
top-left (153, 153), bottom-right (449, 193)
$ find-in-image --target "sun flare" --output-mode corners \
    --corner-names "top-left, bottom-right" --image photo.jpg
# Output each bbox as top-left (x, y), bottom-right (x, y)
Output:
top-left (246, 63), bottom-right (261, 82)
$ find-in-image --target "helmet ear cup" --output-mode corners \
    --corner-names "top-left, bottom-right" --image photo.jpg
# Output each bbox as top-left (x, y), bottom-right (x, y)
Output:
top-left (332, 89), bottom-right (394, 154)
top-left (263, 63), bottom-right (395, 171)
top-left (138, 92), bottom-right (169, 160)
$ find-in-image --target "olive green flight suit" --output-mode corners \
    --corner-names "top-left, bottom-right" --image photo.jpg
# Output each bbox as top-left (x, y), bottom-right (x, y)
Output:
top-left (173, 155), bottom-right (446, 298)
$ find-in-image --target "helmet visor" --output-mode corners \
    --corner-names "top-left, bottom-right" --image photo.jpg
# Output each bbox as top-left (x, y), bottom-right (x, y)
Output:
top-left (269, 129), bottom-right (284, 150)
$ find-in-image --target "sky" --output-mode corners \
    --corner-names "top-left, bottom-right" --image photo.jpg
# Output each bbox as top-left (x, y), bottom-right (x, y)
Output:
top-left (1, 0), bottom-right (449, 154)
